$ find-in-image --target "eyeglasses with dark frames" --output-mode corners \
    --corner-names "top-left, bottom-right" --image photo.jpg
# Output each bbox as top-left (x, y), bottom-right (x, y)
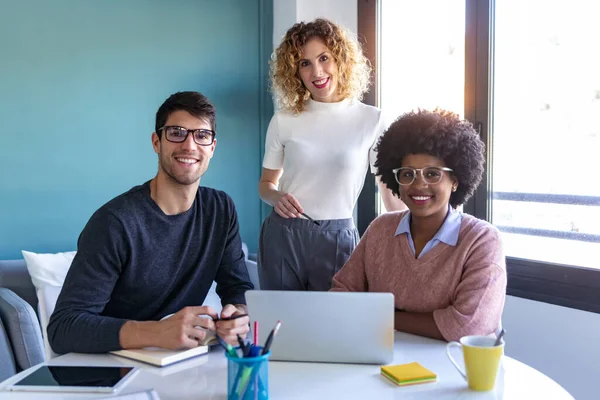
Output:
top-left (392, 166), bottom-right (454, 186)
top-left (158, 126), bottom-right (215, 146)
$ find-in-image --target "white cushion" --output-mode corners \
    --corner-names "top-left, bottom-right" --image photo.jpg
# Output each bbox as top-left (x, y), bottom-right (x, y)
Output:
top-left (37, 286), bottom-right (62, 360)
top-left (21, 250), bottom-right (76, 289)
top-left (21, 250), bottom-right (76, 359)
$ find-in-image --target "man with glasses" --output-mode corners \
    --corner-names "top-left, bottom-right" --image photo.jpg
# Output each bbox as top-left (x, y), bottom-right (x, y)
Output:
top-left (331, 109), bottom-right (506, 342)
top-left (48, 92), bottom-right (253, 354)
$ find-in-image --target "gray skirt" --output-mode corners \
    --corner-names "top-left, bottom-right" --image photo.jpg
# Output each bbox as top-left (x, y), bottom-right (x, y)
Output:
top-left (258, 212), bottom-right (359, 291)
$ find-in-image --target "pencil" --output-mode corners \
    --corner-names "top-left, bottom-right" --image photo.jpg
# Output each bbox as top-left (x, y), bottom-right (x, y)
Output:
top-left (253, 321), bottom-right (258, 346)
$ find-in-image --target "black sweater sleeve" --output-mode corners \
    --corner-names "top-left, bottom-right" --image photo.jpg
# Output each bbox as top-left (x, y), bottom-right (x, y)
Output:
top-left (47, 209), bottom-right (129, 354)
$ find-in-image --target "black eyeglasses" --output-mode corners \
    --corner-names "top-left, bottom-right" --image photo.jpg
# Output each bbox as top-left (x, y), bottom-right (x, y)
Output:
top-left (392, 166), bottom-right (454, 186)
top-left (158, 126), bottom-right (215, 146)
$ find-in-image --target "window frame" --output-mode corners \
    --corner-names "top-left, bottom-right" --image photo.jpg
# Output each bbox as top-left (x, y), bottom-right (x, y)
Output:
top-left (357, 0), bottom-right (600, 314)
top-left (356, 0), bottom-right (380, 235)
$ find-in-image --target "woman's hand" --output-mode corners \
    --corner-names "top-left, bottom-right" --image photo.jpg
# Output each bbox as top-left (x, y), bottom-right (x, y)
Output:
top-left (273, 192), bottom-right (304, 218)
top-left (259, 168), bottom-right (304, 218)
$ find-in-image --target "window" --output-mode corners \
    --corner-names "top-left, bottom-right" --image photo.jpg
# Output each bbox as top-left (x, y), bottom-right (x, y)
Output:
top-left (491, 0), bottom-right (600, 270)
top-left (379, 0), bottom-right (465, 118)
top-left (376, 0), bottom-right (465, 215)
top-left (358, 0), bottom-right (600, 312)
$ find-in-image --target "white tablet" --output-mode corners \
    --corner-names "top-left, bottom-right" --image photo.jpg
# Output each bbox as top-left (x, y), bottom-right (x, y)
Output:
top-left (7, 365), bottom-right (139, 393)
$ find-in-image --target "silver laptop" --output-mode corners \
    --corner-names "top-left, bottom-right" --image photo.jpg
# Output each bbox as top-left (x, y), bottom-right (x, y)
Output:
top-left (246, 291), bottom-right (395, 364)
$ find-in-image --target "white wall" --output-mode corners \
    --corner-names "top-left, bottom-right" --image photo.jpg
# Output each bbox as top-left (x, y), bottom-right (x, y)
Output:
top-left (273, 0), bottom-right (298, 49)
top-left (272, 2), bottom-right (600, 399)
top-left (296, 0), bottom-right (357, 33)
top-left (503, 296), bottom-right (600, 400)
top-left (273, 0), bottom-right (357, 48)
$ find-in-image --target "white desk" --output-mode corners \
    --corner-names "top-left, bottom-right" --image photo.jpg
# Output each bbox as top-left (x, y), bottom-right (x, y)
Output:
top-left (0, 332), bottom-right (573, 400)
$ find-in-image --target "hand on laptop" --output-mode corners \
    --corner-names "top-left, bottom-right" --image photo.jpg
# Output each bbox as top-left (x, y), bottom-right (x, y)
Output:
top-left (156, 306), bottom-right (219, 349)
top-left (216, 304), bottom-right (250, 345)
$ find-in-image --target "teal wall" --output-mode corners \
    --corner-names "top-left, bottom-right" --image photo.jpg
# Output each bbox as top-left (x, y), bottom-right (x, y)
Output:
top-left (0, 0), bottom-right (273, 259)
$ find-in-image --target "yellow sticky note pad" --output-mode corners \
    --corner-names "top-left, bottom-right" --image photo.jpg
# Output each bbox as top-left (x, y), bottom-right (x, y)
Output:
top-left (381, 362), bottom-right (437, 386)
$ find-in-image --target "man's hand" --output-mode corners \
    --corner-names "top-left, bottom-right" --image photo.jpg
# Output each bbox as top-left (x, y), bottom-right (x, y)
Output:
top-left (119, 305), bottom-right (218, 350)
top-left (156, 306), bottom-right (219, 349)
top-left (216, 304), bottom-right (250, 345)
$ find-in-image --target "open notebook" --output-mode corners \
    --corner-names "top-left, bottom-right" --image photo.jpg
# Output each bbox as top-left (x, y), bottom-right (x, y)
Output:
top-left (110, 315), bottom-right (218, 367)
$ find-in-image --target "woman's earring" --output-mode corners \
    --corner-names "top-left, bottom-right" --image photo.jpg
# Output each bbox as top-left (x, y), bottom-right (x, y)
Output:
top-left (452, 185), bottom-right (457, 192)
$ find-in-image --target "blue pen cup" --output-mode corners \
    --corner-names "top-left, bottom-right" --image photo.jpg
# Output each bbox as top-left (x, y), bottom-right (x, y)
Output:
top-left (226, 347), bottom-right (270, 400)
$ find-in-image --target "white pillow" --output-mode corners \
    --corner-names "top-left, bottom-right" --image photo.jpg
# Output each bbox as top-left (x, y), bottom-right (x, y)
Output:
top-left (21, 250), bottom-right (76, 289)
top-left (37, 285), bottom-right (62, 360)
top-left (21, 250), bottom-right (76, 360)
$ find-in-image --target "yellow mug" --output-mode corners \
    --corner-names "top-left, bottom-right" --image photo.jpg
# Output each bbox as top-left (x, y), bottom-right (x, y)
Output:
top-left (446, 335), bottom-right (504, 391)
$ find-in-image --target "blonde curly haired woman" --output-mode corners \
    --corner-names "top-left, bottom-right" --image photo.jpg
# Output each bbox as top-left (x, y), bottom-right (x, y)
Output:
top-left (258, 18), bottom-right (406, 291)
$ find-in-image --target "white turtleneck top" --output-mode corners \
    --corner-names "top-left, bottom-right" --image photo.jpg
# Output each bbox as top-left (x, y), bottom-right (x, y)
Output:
top-left (262, 98), bottom-right (386, 220)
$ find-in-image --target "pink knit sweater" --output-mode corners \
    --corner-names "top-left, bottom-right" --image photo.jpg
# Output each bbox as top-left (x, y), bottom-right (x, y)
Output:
top-left (331, 211), bottom-right (506, 341)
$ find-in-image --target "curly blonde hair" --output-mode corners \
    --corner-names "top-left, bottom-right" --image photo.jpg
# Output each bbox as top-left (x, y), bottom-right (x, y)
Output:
top-left (271, 18), bottom-right (372, 114)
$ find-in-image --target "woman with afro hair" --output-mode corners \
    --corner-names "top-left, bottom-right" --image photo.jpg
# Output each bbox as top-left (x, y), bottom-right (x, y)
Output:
top-left (258, 19), bottom-right (406, 291)
top-left (331, 109), bottom-right (506, 342)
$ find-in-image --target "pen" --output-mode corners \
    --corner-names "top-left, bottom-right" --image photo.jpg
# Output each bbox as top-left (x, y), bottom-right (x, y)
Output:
top-left (216, 335), bottom-right (238, 358)
top-left (237, 334), bottom-right (250, 357)
top-left (238, 360), bottom-right (267, 400)
top-left (261, 320), bottom-right (281, 355)
top-left (213, 313), bottom-right (248, 322)
top-left (235, 346), bottom-right (264, 399)
top-left (234, 324), bottom-right (268, 399)
top-left (301, 212), bottom-right (321, 226)
top-left (233, 341), bottom-right (262, 399)
top-left (247, 346), bottom-right (261, 357)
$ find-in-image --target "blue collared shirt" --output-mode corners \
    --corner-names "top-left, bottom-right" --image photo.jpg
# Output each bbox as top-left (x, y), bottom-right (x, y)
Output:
top-left (394, 205), bottom-right (463, 258)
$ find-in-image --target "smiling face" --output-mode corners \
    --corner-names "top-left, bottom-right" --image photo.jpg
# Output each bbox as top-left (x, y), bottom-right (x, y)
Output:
top-left (152, 110), bottom-right (216, 186)
top-left (297, 37), bottom-right (343, 103)
top-left (398, 154), bottom-right (458, 221)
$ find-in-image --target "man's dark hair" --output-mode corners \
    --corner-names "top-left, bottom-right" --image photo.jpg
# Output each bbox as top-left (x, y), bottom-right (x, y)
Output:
top-left (375, 109), bottom-right (485, 208)
top-left (155, 91), bottom-right (216, 135)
